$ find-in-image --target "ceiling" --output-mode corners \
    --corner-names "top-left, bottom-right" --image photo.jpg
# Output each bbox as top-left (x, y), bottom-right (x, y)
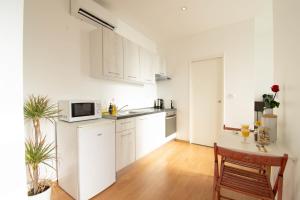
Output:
top-left (95, 0), bottom-right (271, 44)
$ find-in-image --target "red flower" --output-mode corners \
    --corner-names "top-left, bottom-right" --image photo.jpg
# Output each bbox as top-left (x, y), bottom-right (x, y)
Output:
top-left (271, 85), bottom-right (280, 93)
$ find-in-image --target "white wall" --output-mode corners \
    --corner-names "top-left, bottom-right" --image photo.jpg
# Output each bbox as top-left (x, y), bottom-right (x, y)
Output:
top-left (254, 2), bottom-right (274, 100)
top-left (0, 0), bottom-right (27, 199)
top-left (24, 0), bottom-right (158, 179)
top-left (274, 0), bottom-right (300, 199)
top-left (158, 20), bottom-right (256, 140)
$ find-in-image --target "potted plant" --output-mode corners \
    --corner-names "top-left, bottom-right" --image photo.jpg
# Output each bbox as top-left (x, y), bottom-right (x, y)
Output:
top-left (262, 84), bottom-right (280, 114)
top-left (24, 95), bottom-right (60, 200)
top-left (262, 85), bottom-right (280, 143)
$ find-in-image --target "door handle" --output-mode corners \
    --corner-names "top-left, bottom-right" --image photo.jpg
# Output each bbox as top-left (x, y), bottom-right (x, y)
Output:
top-left (97, 133), bottom-right (103, 136)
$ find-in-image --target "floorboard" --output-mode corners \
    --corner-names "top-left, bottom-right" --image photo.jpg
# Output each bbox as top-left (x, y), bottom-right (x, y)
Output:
top-left (52, 140), bottom-right (257, 200)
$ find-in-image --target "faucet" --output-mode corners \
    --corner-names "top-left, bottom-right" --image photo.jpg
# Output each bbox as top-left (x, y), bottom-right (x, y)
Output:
top-left (118, 105), bottom-right (128, 112)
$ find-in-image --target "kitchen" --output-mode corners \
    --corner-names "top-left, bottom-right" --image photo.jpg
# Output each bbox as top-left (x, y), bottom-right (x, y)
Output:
top-left (24, 0), bottom-right (180, 199)
top-left (2, 0), bottom-right (298, 199)
top-left (56, 99), bottom-right (176, 199)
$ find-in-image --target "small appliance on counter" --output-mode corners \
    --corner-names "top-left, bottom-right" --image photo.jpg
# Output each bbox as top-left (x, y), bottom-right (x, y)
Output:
top-left (154, 98), bottom-right (164, 109)
top-left (58, 100), bottom-right (102, 122)
top-left (171, 100), bottom-right (175, 109)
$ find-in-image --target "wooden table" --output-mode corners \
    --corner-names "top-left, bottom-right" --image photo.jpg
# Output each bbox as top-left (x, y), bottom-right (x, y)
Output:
top-left (216, 130), bottom-right (296, 187)
top-left (216, 130), bottom-right (293, 159)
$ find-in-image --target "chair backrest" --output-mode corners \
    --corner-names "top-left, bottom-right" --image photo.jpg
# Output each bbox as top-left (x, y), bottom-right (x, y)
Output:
top-left (214, 143), bottom-right (288, 198)
top-left (214, 143), bottom-right (288, 175)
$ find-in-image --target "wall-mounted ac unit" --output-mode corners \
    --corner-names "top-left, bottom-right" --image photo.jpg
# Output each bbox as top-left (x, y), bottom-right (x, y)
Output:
top-left (71, 0), bottom-right (116, 30)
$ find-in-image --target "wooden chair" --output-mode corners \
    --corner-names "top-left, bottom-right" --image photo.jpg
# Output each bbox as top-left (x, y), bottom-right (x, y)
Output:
top-left (213, 143), bottom-right (288, 200)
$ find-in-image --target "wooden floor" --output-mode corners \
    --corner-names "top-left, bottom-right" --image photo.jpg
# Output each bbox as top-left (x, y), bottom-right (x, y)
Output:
top-left (52, 140), bottom-right (256, 200)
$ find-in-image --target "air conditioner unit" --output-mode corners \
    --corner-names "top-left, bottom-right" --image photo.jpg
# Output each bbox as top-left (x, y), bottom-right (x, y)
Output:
top-left (71, 0), bottom-right (116, 30)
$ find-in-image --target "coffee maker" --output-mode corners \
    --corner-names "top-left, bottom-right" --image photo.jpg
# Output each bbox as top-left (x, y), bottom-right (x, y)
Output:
top-left (154, 99), bottom-right (164, 109)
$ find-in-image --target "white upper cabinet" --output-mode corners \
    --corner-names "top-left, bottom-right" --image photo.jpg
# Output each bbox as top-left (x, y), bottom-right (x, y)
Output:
top-left (140, 48), bottom-right (155, 84)
top-left (154, 55), bottom-right (167, 76)
top-left (124, 39), bottom-right (140, 82)
top-left (103, 28), bottom-right (124, 79)
top-left (159, 57), bottom-right (167, 76)
top-left (152, 54), bottom-right (160, 75)
top-left (90, 27), bottom-right (160, 84)
top-left (90, 28), bottom-right (103, 78)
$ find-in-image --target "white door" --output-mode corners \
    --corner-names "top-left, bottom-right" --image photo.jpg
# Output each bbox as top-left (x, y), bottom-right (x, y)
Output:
top-left (190, 58), bottom-right (223, 147)
top-left (78, 120), bottom-right (116, 200)
top-left (116, 129), bottom-right (136, 171)
top-left (124, 39), bottom-right (140, 82)
top-left (103, 28), bottom-right (124, 79)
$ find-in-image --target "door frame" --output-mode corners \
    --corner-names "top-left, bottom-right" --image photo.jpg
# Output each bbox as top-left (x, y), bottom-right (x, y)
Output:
top-left (188, 55), bottom-right (225, 145)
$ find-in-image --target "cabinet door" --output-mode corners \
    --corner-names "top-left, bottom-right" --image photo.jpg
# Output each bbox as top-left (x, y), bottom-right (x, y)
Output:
top-left (116, 129), bottom-right (136, 171)
top-left (159, 57), bottom-right (167, 76)
top-left (135, 113), bottom-right (165, 160)
top-left (78, 120), bottom-right (115, 200)
top-left (150, 112), bottom-right (166, 148)
top-left (135, 116), bottom-right (151, 159)
top-left (124, 39), bottom-right (140, 82)
top-left (103, 28), bottom-right (124, 79)
top-left (90, 28), bottom-right (103, 78)
top-left (140, 48), bottom-right (154, 84)
top-left (152, 54), bottom-right (160, 75)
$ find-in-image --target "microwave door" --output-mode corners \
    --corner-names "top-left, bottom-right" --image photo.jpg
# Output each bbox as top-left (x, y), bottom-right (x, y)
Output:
top-left (72, 103), bottom-right (95, 118)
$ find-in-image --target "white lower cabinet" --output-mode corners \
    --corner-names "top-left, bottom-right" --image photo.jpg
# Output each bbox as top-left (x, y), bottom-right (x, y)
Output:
top-left (116, 112), bottom-right (166, 167)
top-left (116, 128), bottom-right (136, 171)
top-left (136, 112), bottom-right (165, 160)
top-left (57, 119), bottom-right (116, 200)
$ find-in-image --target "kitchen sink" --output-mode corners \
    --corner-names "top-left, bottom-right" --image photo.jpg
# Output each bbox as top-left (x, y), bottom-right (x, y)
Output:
top-left (118, 109), bottom-right (154, 116)
top-left (117, 111), bottom-right (130, 115)
top-left (130, 108), bottom-right (154, 113)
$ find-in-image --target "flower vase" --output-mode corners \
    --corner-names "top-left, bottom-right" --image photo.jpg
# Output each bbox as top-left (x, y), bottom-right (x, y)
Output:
top-left (261, 108), bottom-right (277, 143)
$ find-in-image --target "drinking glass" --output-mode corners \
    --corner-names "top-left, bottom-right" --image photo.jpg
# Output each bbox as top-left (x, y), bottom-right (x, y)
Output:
top-left (241, 125), bottom-right (250, 144)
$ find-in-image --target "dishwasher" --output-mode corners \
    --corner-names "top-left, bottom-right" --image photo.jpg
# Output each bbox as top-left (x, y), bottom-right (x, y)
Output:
top-left (165, 110), bottom-right (177, 137)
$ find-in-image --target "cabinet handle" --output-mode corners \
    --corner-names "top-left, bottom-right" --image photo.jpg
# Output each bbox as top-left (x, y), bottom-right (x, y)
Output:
top-left (121, 121), bottom-right (131, 125)
top-left (166, 116), bottom-right (176, 120)
top-left (97, 133), bottom-right (103, 136)
top-left (128, 75), bottom-right (137, 78)
top-left (108, 72), bottom-right (120, 75)
top-left (121, 132), bottom-right (131, 136)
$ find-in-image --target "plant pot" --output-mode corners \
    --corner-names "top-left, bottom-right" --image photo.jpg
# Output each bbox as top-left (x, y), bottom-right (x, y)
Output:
top-left (262, 109), bottom-right (277, 143)
top-left (263, 108), bottom-right (273, 115)
top-left (28, 186), bottom-right (51, 200)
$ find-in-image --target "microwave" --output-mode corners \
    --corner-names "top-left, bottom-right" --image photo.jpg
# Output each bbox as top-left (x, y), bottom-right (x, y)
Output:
top-left (58, 100), bottom-right (101, 122)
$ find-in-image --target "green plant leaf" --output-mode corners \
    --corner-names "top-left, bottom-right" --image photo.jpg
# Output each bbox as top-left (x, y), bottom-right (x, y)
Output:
top-left (24, 95), bottom-right (61, 122)
top-left (25, 137), bottom-right (55, 169)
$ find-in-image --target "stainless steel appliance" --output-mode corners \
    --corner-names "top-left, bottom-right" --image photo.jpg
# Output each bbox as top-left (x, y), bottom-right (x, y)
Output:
top-left (58, 100), bottom-right (101, 122)
top-left (165, 110), bottom-right (176, 137)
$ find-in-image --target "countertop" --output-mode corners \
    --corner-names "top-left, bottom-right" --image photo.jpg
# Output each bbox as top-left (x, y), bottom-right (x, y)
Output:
top-left (102, 107), bottom-right (176, 120)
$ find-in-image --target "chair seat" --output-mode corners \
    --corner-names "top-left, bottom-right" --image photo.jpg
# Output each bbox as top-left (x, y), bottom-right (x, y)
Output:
top-left (219, 165), bottom-right (274, 199)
